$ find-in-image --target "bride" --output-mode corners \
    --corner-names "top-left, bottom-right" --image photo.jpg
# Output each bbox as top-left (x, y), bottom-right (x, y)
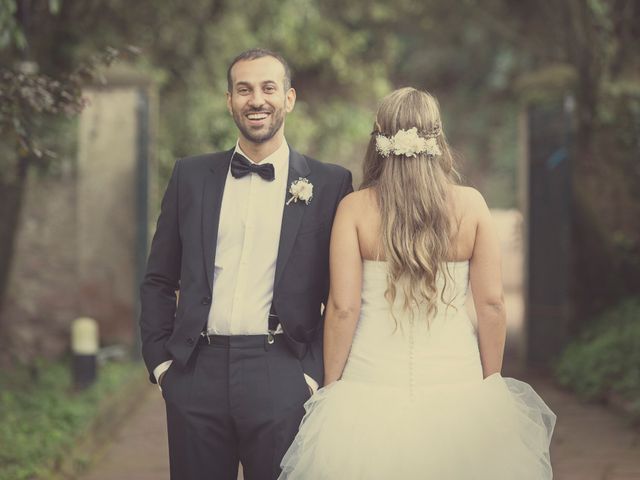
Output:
top-left (279, 87), bottom-right (555, 479)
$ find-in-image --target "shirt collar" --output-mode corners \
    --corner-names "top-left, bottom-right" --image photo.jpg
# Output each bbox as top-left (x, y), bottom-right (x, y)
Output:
top-left (234, 139), bottom-right (290, 175)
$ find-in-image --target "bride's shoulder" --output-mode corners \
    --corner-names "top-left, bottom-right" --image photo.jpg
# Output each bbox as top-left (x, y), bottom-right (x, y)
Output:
top-left (449, 186), bottom-right (491, 232)
top-left (338, 188), bottom-right (375, 210)
top-left (335, 189), bottom-right (378, 227)
top-left (450, 185), bottom-right (489, 212)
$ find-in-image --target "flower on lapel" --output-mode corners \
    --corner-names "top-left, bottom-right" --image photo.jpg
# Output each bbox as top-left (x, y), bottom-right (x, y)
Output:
top-left (286, 177), bottom-right (313, 205)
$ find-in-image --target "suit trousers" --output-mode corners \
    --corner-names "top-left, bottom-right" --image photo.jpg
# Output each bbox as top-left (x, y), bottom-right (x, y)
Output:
top-left (162, 334), bottom-right (310, 480)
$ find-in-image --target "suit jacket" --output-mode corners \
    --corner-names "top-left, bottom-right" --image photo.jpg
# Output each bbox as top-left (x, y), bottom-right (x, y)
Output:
top-left (139, 147), bottom-right (353, 385)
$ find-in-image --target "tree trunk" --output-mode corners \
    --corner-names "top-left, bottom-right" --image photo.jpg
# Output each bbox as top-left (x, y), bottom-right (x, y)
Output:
top-left (0, 149), bottom-right (29, 314)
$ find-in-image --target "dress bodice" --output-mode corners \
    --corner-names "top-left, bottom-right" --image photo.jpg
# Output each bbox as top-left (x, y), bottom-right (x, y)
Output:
top-left (342, 260), bottom-right (484, 388)
top-left (360, 260), bottom-right (470, 313)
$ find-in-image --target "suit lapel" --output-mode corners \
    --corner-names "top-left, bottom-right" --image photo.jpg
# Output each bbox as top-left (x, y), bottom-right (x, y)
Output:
top-left (273, 149), bottom-right (311, 290)
top-left (202, 149), bottom-right (234, 291)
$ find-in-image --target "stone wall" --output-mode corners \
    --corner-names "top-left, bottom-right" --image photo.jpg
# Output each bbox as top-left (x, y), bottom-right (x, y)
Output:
top-left (76, 87), bottom-right (140, 343)
top-left (0, 76), bottom-right (156, 365)
top-left (1, 170), bottom-right (79, 362)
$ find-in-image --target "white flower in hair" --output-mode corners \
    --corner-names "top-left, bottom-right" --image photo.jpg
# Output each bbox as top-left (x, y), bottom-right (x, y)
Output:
top-left (375, 135), bottom-right (393, 157)
top-left (392, 127), bottom-right (425, 157)
top-left (424, 137), bottom-right (442, 157)
top-left (375, 126), bottom-right (442, 158)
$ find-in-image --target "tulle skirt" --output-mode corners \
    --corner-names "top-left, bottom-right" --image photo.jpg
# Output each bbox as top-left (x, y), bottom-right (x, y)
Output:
top-left (279, 373), bottom-right (555, 479)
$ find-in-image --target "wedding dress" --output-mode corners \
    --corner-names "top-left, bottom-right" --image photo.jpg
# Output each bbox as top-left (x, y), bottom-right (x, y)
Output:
top-left (280, 260), bottom-right (555, 479)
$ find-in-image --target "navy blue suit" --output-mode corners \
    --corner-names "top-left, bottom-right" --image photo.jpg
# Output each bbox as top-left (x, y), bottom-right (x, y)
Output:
top-left (140, 147), bottom-right (352, 479)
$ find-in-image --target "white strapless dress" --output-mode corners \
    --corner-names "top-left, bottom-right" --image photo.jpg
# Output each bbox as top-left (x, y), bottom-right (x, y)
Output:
top-left (280, 261), bottom-right (556, 479)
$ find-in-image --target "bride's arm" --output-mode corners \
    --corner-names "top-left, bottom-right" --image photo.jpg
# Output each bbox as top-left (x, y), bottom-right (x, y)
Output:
top-left (323, 193), bottom-right (363, 386)
top-left (468, 190), bottom-right (507, 378)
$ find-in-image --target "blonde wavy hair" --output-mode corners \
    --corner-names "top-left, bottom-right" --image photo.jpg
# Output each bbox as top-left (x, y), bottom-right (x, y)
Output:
top-left (361, 87), bottom-right (460, 322)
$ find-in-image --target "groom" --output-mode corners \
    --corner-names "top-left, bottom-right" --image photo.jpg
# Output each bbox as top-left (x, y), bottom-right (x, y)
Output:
top-left (139, 48), bottom-right (352, 480)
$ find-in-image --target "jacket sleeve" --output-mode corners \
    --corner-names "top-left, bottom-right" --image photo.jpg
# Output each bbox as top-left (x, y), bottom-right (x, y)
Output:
top-left (139, 159), bottom-right (182, 383)
top-left (302, 167), bottom-right (354, 386)
top-left (321, 168), bottom-right (353, 305)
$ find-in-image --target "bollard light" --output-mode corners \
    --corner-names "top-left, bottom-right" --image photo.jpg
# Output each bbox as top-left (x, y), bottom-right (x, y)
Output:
top-left (71, 317), bottom-right (99, 389)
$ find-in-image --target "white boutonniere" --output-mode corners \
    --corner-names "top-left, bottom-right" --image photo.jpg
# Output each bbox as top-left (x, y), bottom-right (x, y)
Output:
top-left (286, 177), bottom-right (314, 205)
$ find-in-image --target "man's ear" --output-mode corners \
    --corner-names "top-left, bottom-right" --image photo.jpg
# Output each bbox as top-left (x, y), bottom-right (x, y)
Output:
top-left (226, 92), bottom-right (233, 115)
top-left (285, 88), bottom-right (296, 113)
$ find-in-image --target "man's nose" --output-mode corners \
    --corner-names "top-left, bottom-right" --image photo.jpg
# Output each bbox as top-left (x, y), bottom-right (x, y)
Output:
top-left (248, 91), bottom-right (265, 108)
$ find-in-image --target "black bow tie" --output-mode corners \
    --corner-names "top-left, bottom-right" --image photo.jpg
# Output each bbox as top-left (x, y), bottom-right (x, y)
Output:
top-left (230, 152), bottom-right (275, 181)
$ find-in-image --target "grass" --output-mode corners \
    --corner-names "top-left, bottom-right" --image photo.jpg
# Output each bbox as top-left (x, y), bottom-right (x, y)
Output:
top-left (0, 358), bottom-right (142, 480)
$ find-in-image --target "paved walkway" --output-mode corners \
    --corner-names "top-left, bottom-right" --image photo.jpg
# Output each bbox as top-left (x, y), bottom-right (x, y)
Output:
top-left (532, 376), bottom-right (640, 480)
top-left (78, 374), bottom-right (640, 480)
top-left (79, 386), bottom-right (244, 480)
top-left (80, 385), bottom-right (171, 480)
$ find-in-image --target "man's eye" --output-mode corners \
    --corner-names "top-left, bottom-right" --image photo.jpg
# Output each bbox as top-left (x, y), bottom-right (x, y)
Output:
top-left (264, 86), bottom-right (275, 93)
top-left (238, 88), bottom-right (249, 94)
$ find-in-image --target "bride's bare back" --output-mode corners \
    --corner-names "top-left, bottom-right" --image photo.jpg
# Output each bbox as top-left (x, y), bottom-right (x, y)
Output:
top-left (353, 185), bottom-right (481, 263)
top-left (325, 183), bottom-right (506, 381)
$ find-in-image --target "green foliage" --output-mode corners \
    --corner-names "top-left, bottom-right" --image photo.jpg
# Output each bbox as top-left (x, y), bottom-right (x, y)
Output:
top-left (569, 87), bottom-right (640, 322)
top-left (2, 0), bottom-right (638, 192)
top-left (0, 47), bottom-right (135, 166)
top-left (0, 0), bottom-right (25, 50)
top-left (1, 0), bottom-right (639, 350)
top-left (514, 64), bottom-right (578, 105)
top-left (0, 359), bottom-right (141, 480)
top-left (554, 298), bottom-right (640, 413)
top-left (148, 0), bottom-right (394, 178)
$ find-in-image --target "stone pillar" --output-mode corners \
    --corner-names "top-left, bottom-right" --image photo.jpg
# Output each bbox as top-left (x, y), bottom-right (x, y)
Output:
top-left (76, 70), bottom-right (156, 346)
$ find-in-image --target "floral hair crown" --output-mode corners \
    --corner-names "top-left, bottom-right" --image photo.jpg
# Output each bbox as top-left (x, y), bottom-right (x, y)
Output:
top-left (374, 124), bottom-right (442, 158)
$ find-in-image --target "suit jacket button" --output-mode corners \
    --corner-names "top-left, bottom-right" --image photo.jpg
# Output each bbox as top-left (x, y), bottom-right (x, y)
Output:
top-left (202, 296), bottom-right (212, 305)
top-left (186, 337), bottom-right (194, 345)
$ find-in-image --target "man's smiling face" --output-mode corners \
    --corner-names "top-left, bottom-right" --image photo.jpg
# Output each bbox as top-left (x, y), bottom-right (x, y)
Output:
top-left (227, 56), bottom-right (296, 146)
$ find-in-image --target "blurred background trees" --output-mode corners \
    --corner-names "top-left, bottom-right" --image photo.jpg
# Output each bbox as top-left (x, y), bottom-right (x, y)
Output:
top-left (1, 3), bottom-right (639, 476)
top-left (1, 0), bottom-right (639, 356)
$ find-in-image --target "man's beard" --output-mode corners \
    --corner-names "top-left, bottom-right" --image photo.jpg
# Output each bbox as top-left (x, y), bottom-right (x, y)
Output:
top-left (233, 107), bottom-right (285, 144)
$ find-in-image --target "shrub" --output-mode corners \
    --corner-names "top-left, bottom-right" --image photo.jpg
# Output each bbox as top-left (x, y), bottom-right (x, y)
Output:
top-left (554, 298), bottom-right (640, 414)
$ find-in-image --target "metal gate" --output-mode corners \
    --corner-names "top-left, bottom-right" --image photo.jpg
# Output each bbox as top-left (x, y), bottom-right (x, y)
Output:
top-left (523, 97), bottom-right (573, 367)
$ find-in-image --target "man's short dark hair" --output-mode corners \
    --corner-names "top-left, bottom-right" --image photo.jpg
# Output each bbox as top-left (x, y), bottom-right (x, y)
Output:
top-left (227, 48), bottom-right (292, 92)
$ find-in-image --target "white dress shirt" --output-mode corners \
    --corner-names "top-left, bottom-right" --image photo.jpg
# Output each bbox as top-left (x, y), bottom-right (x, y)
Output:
top-left (154, 140), bottom-right (318, 392)
top-left (207, 140), bottom-right (288, 334)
